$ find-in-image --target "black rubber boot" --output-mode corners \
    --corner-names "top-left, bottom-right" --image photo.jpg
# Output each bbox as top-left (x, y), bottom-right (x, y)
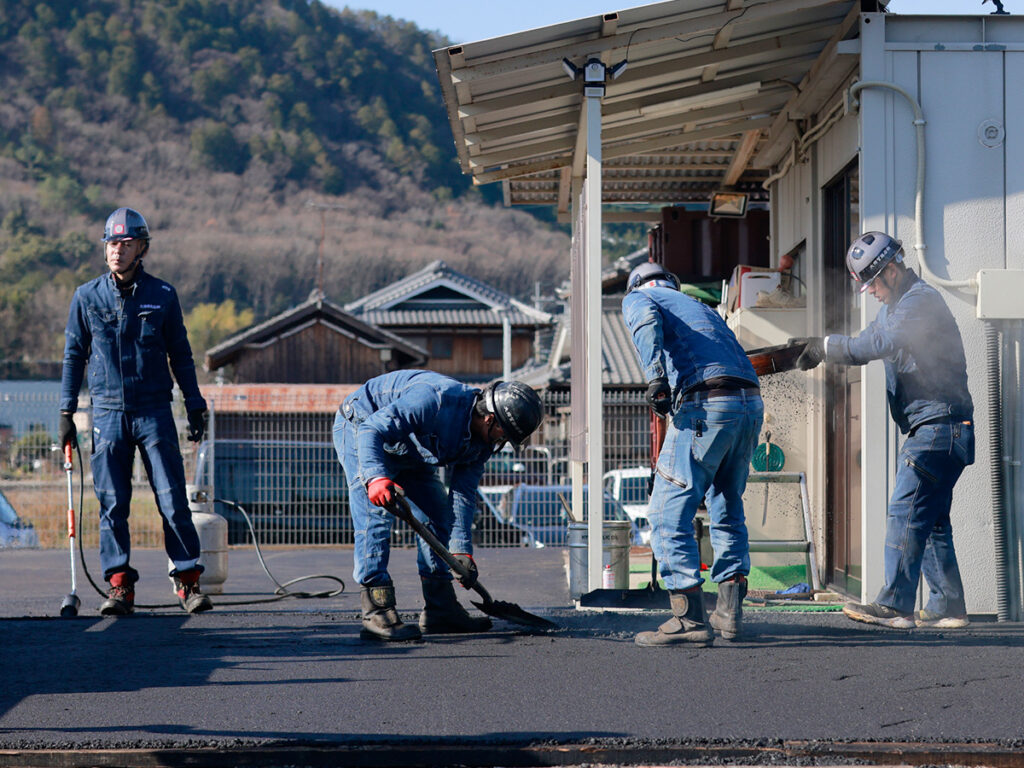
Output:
top-left (360, 584), bottom-right (422, 642)
top-left (709, 575), bottom-right (747, 640)
top-left (634, 587), bottom-right (713, 647)
top-left (419, 577), bottom-right (492, 634)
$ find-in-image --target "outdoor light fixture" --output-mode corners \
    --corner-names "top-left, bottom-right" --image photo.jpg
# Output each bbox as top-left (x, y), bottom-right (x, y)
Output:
top-left (562, 57), bottom-right (628, 83)
top-left (709, 191), bottom-right (749, 218)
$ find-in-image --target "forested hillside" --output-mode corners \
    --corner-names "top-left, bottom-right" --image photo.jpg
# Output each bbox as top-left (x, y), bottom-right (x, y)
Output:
top-left (0, 0), bottom-right (574, 368)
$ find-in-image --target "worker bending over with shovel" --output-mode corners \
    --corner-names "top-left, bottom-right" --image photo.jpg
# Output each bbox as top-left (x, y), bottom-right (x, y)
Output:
top-left (622, 262), bottom-right (763, 646)
top-left (796, 231), bottom-right (974, 629)
top-left (334, 370), bottom-right (544, 641)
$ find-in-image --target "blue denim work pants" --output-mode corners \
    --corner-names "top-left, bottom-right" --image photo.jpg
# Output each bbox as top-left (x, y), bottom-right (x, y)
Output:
top-left (875, 420), bottom-right (974, 615)
top-left (646, 390), bottom-right (763, 591)
top-left (333, 411), bottom-right (452, 586)
top-left (90, 406), bottom-right (202, 582)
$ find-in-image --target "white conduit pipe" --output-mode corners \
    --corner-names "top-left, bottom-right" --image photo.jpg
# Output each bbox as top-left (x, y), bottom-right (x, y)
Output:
top-left (846, 80), bottom-right (973, 291)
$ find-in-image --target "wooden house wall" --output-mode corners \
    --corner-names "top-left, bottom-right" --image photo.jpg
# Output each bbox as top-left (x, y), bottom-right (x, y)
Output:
top-left (231, 323), bottom-right (394, 384)
top-left (391, 330), bottom-right (533, 379)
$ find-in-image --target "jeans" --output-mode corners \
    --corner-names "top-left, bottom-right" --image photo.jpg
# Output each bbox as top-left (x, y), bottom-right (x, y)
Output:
top-left (333, 412), bottom-right (452, 586)
top-left (876, 420), bottom-right (974, 615)
top-left (90, 406), bottom-right (202, 582)
top-left (646, 389), bottom-right (763, 591)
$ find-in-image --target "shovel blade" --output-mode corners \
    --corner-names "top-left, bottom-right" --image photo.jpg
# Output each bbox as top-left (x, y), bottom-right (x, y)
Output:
top-left (577, 587), bottom-right (669, 610)
top-left (470, 598), bottom-right (557, 630)
top-left (60, 594), bottom-right (80, 618)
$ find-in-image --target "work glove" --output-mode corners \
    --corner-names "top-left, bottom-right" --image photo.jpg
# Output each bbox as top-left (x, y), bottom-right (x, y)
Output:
top-left (186, 409), bottom-right (207, 443)
top-left (452, 553), bottom-right (479, 589)
top-left (367, 477), bottom-right (404, 509)
top-left (796, 337), bottom-right (826, 371)
top-left (58, 412), bottom-right (77, 448)
top-left (645, 377), bottom-right (672, 416)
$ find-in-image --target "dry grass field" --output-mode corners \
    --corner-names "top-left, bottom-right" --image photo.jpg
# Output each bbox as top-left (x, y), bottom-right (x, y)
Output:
top-left (3, 483), bottom-right (164, 549)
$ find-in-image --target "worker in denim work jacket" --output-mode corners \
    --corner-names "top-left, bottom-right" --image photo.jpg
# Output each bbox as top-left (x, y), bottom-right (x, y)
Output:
top-left (334, 370), bottom-right (543, 641)
top-left (59, 207), bottom-right (211, 616)
top-left (622, 262), bottom-right (764, 647)
top-left (797, 231), bottom-right (975, 630)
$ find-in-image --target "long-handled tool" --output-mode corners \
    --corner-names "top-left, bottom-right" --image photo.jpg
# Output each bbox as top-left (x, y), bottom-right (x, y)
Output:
top-left (577, 412), bottom-right (671, 610)
top-left (59, 443), bottom-right (81, 618)
top-left (645, 412), bottom-right (667, 593)
top-left (386, 494), bottom-right (556, 630)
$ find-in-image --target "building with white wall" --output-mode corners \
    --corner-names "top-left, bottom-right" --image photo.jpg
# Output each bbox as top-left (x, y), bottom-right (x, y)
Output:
top-left (434, 1), bottom-right (1024, 617)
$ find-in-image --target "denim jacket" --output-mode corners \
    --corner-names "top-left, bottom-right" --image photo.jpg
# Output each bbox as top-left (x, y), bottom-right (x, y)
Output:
top-left (826, 271), bottom-right (973, 433)
top-left (340, 370), bottom-right (492, 546)
top-left (60, 266), bottom-right (206, 414)
top-left (622, 286), bottom-right (758, 398)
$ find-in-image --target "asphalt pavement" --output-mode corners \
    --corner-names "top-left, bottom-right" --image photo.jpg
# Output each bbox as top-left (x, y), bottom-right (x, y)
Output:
top-left (2, 544), bottom-right (1024, 760)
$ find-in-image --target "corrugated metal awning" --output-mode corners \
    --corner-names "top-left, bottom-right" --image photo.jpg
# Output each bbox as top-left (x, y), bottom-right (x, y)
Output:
top-left (434, 0), bottom-right (864, 212)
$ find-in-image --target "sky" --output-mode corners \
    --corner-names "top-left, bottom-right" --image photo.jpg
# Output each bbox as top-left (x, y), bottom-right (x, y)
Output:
top-left (323, 1), bottom-right (1008, 45)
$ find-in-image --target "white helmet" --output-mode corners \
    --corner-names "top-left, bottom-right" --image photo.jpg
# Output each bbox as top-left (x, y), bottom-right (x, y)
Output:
top-left (846, 231), bottom-right (903, 293)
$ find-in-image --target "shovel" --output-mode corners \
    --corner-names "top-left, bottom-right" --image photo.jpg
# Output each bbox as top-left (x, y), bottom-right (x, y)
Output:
top-left (59, 443), bottom-right (81, 618)
top-left (386, 494), bottom-right (557, 630)
top-left (577, 412), bottom-right (670, 610)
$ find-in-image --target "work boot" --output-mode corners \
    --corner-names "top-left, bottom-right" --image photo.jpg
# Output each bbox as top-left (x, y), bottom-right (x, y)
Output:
top-left (709, 575), bottom-right (747, 640)
top-left (842, 601), bottom-right (914, 629)
top-left (100, 571), bottom-right (135, 616)
top-left (634, 587), bottom-right (713, 647)
top-left (915, 609), bottom-right (969, 629)
top-left (360, 584), bottom-right (422, 642)
top-left (419, 577), bottom-right (493, 634)
top-left (173, 568), bottom-right (213, 614)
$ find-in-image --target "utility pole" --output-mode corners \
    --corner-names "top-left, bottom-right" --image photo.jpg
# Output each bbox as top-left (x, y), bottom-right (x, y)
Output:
top-left (305, 200), bottom-right (349, 296)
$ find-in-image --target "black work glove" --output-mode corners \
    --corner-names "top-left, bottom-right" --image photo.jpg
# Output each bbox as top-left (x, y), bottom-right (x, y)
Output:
top-left (796, 337), bottom-right (826, 371)
top-left (58, 412), bottom-right (77, 448)
top-left (186, 410), bottom-right (207, 443)
top-left (645, 377), bottom-right (672, 416)
top-left (452, 553), bottom-right (479, 589)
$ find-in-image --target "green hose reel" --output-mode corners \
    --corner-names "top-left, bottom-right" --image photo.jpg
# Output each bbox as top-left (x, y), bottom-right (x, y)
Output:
top-left (751, 431), bottom-right (785, 472)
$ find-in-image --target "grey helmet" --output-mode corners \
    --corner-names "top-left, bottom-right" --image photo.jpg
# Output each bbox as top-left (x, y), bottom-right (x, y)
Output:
top-left (481, 381), bottom-right (543, 449)
top-left (103, 207), bottom-right (150, 243)
top-left (846, 231), bottom-right (903, 293)
top-left (626, 261), bottom-right (680, 294)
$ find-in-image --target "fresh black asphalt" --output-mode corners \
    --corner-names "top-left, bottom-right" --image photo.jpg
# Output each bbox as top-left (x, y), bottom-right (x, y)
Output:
top-left (2, 545), bottom-right (1024, 753)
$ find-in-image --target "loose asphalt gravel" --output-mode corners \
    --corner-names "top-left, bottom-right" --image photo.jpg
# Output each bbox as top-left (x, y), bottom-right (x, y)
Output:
top-left (2, 545), bottom-right (1024, 761)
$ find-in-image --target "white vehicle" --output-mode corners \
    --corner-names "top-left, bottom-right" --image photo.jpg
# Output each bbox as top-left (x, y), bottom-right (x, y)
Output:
top-left (603, 466), bottom-right (715, 563)
top-left (602, 467), bottom-right (653, 545)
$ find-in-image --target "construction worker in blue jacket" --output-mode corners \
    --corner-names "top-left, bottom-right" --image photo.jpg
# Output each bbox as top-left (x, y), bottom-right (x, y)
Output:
top-left (797, 231), bottom-right (974, 629)
top-left (334, 370), bottom-right (543, 641)
top-left (622, 262), bottom-right (764, 647)
top-left (59, 207), bottom-right (211, 616)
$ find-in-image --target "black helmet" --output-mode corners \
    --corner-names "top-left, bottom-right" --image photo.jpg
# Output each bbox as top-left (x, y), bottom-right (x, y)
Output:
top-left (482, 381), bottom-right (543, 449)
top-left (626, 261), bottom-right (680, 294)
top-left (846, 231), bottom-right (903, 293)
top-left (103, 207), bottom-right (150, 242)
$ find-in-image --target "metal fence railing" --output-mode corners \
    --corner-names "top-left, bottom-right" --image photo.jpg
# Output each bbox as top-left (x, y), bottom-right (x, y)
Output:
top-left (1, 385), bottom-right (653, 550)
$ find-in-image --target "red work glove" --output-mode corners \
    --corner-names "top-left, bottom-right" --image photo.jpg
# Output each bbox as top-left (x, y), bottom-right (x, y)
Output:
top-left (367, 477), bottom-right (403, 508)
top-left (452, 553), bottom-right (478, 589)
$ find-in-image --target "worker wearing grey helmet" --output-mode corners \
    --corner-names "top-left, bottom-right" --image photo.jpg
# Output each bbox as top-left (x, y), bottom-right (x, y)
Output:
top-left (622, 261), bottom-right (763, 646)
top-left (797, 231), bottom-right (974, 629)
top-left (334, 370), bottom-right (543, 641)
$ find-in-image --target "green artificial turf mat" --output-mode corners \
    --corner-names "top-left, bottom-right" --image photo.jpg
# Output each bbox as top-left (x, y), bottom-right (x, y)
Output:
top-left (631, 563), bottom-right (810, 594)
